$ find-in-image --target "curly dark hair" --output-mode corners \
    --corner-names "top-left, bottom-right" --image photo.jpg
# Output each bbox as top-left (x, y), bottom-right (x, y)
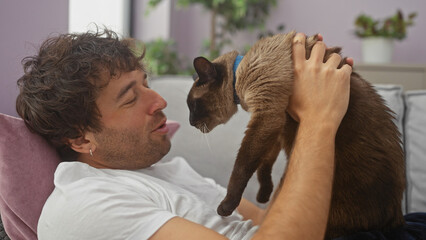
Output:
top-left (16, 29), bottom-right (145, 161)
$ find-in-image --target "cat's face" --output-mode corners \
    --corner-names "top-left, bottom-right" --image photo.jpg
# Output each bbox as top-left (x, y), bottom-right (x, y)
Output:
top-left (187, 56), bottom-right (237, 133)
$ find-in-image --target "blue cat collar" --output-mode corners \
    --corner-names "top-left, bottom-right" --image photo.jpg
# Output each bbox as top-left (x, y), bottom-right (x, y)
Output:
top-left (233, 55), bottom-right (243, 104)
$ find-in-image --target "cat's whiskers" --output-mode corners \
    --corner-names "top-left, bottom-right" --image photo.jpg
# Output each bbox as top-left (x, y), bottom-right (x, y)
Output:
top-left (202, 123), bottom-right (213, 153)
top-left (176, 88), bottom-right (188, 95)
top-left (204, 123), bottom-right (211, 133)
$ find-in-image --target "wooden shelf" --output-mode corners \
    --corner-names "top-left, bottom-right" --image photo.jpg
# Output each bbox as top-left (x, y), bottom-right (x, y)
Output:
top-left (354, 63), bottom-right (426, 91)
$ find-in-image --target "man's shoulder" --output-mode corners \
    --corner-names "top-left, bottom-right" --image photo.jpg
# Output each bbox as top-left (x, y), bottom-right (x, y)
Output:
top-left (54, 161), bottom-right (96, 183)
top-left (53, 161), bottom-right (166, 191)
top-left (39, 162), bottom-right (177, 239)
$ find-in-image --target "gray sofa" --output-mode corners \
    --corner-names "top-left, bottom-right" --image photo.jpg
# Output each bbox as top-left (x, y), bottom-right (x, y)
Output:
top-left (150, 76), bottom-right (426, 214)
top-left (0, 75), bottom-right (424, 240)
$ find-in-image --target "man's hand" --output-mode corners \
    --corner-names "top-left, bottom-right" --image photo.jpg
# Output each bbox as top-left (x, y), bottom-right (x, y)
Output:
top-left (288, 33), bottom-right (353, 132)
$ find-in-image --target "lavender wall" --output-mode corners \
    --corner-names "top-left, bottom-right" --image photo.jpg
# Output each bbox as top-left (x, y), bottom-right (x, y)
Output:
top-left (1, 0), bottom-right (424, 117)
top-left (170, 3), bottom-right (210, 63)
top-left (170, 0), bottom-right (426, 64)
top-left (0, 0), bottom-right (68, 117)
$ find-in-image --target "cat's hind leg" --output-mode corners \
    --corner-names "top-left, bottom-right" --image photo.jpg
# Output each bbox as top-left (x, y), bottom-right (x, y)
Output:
top-left (256, 139), bottom-right (282, 203)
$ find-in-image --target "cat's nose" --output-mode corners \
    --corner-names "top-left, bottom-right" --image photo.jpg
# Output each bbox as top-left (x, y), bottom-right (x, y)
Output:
top-left (189, 113), bottom-right (196, 126)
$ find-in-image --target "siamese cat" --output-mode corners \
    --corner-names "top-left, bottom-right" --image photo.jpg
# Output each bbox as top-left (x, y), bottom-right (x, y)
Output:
top-left (187, 32), bottom-right (405, 238)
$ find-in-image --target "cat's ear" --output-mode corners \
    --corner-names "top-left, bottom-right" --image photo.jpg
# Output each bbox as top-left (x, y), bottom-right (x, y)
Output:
top-left (193, 57), bottom-right (217, 82)
top-left (192, 72), bottom-right (199, 81)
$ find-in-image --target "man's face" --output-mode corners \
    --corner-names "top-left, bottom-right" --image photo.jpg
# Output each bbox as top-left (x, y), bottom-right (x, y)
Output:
top-left (89, 70), bottom-right (171, 169)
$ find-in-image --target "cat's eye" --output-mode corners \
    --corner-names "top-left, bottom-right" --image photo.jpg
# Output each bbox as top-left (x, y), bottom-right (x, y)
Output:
top-left (196, 80), bottom-right (207, 87)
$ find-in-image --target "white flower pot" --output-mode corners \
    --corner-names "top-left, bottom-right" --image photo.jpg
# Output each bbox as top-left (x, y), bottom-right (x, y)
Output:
top-left (362, 37), bottom-right (394, 63)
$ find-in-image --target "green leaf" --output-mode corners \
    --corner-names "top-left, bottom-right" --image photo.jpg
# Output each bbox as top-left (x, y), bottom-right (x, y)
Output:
top-left (354, 10), bottom-right (417, 40)
top-left (149, 0), bottom-right (279, 56)
top-left (136, 38), bottom-right (191, 76)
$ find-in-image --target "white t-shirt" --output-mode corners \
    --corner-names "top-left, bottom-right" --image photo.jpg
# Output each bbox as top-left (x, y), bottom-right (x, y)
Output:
top-left (37, 157), bottom-right (258, 240)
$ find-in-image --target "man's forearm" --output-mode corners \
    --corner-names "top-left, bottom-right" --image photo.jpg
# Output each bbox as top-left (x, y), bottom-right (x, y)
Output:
top-left (253, 121), bottom-right (336, 240)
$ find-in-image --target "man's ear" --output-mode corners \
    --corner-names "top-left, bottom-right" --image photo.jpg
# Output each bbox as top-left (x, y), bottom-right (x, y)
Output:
top-left (193, 57), bottom-right (217, 84)
top-left (68, 132), bottom-right (96, 155)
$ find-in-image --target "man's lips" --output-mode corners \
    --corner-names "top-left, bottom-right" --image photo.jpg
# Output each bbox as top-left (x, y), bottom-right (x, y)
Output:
top-left (152, 118), bottom-right (169, 134)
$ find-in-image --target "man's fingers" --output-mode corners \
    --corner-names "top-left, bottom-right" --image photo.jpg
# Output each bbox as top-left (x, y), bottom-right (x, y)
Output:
top-left (345, 57), bottom-right (354, 67)
top-left (310, 41), bottom-right (327, 63)
top-left (340, 64), bottom-right (353, 77)
top-left (325, 53), bottom-right (342, 69)
top-left (293, 33), bottom-right (306, 67)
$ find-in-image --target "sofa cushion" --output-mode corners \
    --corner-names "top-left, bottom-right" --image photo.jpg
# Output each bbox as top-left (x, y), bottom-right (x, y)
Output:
top-left (0, 113), bottom-right (61, 239)
top-left (373, 84), bottom-right (407, 213)
top-left (373, 85), bottom-right (405, 137)
top-left (404, 90), bottom-right (426, 213)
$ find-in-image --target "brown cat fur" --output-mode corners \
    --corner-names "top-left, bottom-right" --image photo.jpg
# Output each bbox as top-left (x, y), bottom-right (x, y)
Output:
top-left (187, 32), bottom-right (405, 238)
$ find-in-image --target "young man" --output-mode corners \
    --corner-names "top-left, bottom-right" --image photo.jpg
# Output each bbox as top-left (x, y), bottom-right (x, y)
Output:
top-left (16, 30), bottom-right (352, 239)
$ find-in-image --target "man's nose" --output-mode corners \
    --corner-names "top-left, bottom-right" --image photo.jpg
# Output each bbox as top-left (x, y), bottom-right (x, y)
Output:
top-left (148, 89), bottom-right (167, 115)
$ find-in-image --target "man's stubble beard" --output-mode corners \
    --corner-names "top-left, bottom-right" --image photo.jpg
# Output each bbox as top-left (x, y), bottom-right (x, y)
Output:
top-left (93, 127), bottom-right (171, 169)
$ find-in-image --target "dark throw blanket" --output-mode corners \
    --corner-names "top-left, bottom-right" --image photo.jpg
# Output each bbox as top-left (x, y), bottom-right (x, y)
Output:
top-left (335, 212), bottom-right (426, 240)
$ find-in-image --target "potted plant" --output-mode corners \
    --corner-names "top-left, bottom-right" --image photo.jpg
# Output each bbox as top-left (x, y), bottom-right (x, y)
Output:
top-left (354, 10), bottom-right (417, 63)
top-left (129, 39), bottom-right (192, 76)
top-left (148, 0), bottom-right (278, 59)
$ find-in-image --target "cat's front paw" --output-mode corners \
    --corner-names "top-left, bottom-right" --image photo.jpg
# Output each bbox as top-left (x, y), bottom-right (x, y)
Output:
top-left (217, 200), bottom-right (238, 216)
top-left (256, 189), bottom-right (272, 203)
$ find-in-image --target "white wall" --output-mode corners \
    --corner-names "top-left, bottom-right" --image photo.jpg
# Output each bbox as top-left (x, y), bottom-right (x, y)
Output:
top-left (69, 0), bottom-right (131, 37)
top-left (132, 0), bottom-right (171, 42)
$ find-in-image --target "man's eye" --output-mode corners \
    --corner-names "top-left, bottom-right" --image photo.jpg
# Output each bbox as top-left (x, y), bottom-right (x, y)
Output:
top-left (125, 98), bottom-right (137, 105)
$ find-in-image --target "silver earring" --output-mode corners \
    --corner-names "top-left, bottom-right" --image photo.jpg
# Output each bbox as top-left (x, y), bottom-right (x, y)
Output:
top-left (89, 149), bottom-right (93, 157)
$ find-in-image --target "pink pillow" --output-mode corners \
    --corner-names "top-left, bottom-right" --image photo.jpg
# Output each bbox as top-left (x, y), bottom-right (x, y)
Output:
top-left (0, 113), bottom-right (60, 239)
